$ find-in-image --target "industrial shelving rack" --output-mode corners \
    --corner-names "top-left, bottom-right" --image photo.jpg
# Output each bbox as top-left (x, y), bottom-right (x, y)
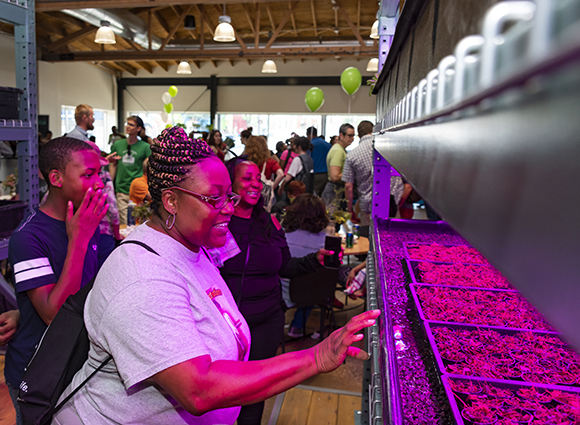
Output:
top-left (365, 0), bottom-right (580, 423)
top-left (0, 0), bottom-right (39, 260)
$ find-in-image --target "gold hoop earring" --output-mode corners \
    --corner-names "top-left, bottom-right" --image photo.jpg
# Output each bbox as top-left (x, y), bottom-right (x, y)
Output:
top-left (166, 212), bottom-right (176, 230)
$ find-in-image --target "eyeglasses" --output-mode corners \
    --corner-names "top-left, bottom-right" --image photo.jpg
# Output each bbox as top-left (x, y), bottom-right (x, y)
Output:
top-left (345, 133), bottom-right (355, 138)
top-left (162, 186), bottom-right (241, 209)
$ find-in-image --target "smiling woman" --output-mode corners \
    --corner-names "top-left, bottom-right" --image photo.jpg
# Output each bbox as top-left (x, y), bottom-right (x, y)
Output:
top-left (51, 127), bottom-right (379, 425)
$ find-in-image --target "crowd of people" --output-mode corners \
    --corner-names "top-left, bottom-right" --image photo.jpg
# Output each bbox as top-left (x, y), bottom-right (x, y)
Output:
top-left (0, 104), bottom-right (381, 425)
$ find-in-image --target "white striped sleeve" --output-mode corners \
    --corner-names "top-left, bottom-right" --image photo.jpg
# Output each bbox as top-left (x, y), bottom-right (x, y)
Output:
top-left (13, 257), bottom-right (54, 284)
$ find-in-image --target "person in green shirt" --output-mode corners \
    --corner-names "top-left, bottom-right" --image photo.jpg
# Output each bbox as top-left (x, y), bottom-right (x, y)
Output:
top-left (321, 123), bottom-right (355, 207)
top-left (110, 116), bottom-right (151, 225)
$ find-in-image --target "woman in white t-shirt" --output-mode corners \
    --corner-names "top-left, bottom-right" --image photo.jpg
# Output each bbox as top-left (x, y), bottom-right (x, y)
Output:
top-left (53, 127), bottom-right (379, 425)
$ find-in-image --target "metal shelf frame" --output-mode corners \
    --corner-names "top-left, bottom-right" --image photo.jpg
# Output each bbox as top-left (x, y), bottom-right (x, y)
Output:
top-left (0, 0), bottom-right (39, 266)
top-left (0, 0), bottom-right (39, 220)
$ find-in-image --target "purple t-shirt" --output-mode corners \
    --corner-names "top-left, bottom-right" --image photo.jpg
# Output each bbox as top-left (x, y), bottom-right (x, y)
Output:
top-left (5, 209), bottom-right (99, 387)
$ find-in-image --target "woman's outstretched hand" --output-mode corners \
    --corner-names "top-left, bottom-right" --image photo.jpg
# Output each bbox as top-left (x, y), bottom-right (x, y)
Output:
top-left (314, 309), bottom-right (381, 373)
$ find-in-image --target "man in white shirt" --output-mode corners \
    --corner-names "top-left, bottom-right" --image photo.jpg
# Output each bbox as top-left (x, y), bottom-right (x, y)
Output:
top-left (66, 104), bottom-right (94, 142)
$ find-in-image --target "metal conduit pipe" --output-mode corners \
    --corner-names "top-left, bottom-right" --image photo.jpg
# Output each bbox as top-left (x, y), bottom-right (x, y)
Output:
top-left (63, 8), bottom-right (162, 50)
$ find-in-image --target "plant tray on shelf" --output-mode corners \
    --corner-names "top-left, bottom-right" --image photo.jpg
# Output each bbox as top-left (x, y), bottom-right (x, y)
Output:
top-left (403, 242), bottom-right (490, 265)
top-left (410, 284), bottom-right (554, 331)
top-left (442, 375), bottom-right (580, 424)
top-left (407, 259), bottom-right (515, 290)
top-left (424, 323), bottom-right (579, 388)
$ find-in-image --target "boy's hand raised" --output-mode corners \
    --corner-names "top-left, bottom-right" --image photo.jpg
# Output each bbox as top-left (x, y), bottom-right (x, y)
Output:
top-left (66, 187), bottom-right (109, 246)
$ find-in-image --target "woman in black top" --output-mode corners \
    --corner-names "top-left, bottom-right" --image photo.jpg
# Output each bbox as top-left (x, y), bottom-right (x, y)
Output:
top-left (220, 157), bottom-right (330, 425)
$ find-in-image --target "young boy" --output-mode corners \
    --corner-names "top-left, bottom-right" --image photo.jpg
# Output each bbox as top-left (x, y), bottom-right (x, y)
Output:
top-left (4, 137), bottom-right (108, 424)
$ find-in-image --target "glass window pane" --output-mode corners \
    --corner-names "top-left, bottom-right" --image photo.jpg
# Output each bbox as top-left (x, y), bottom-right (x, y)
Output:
top-left (268, 114), bottom-right (322, 149)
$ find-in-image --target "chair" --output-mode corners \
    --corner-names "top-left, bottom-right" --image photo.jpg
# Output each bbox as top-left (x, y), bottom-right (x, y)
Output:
top-left (282, 266), bottom-right (339, 352)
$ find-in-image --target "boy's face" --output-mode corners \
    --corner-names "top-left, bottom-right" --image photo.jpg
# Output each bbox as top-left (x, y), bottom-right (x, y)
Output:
top-left (60, 150), bottom-right (104, 209)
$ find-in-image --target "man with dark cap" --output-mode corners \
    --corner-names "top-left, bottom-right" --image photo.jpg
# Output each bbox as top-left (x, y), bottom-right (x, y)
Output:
top-left (110, 115), bottom-right (151, 225)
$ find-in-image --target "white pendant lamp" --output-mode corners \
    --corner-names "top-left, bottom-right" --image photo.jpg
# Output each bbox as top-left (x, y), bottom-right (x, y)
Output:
top-left (366, 58), bottom-right (379, 72)
top-left (261, 60), bottom-right (277, 74)
top-left (177, 61), bottom-right (192, 74)
top-left (370, 19), bottom-right (380, 39)
top-left (95, 20), bottom-right (116, 45)
top-left (214, 5), bottom-right (236, 42)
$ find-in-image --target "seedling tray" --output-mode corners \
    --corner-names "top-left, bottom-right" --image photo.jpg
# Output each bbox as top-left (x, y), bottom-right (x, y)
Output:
top-left (442, 375), bottom-right (580, 425)
top-left (403, 242), bottom-right (490, 266)
top-left (410, 284), bottom-right (553, 331)
top-left (423, 322), bottom-right (577, 388)
top-left (407, 259), bottom-right (515, 291)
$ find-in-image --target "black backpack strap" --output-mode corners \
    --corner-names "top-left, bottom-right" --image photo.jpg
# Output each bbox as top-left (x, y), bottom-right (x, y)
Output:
top-left (50, 240), bottom-right (158, 419)
top-left (118, 240), bottom-right (160, 256)
top-left (50, 355), bottom-right (113, 418)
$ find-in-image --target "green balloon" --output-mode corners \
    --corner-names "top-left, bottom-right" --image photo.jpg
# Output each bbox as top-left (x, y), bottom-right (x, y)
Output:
top-left (168, 85), bottom-right (178, 97)
top-left (340, 67), bottom-right (362, 95)
top-left (164, 103), bottom-right (173, 113)
top-left (305, 87), bottom-right (324, 112)
top-left (166, 124), bottom-right (172, 128)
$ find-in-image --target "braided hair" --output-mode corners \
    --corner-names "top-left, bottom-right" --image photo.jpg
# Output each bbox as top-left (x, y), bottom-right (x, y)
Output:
top-left (148, 126), bottom-right (214, 215)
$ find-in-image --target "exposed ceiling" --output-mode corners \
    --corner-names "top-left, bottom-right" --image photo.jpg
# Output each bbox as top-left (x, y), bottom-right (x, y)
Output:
top-left (0, 0), bottom-right (380, 77)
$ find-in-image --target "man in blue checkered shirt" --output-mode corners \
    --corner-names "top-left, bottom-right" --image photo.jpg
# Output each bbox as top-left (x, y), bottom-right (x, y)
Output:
top-left (342, 121), bottom-right (374, 227)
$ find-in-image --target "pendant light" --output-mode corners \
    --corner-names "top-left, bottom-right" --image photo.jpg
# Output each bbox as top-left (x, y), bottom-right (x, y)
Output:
top-left (177, 61), bottom-right (192, 74)
top-left (366, 58), bottom-right (379, 72)
top-left (370, 19), bottom-right (380, 39)
top-left (261, 60), bottom-right (277, 74)
top-left (214, 4), bottom-right (236, 42)
top-left (95, 20), bottom-right (116, 45)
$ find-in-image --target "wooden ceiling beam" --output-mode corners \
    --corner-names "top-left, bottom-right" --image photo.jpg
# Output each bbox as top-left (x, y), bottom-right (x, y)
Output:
top-left (288, 1), bottom-right (297, 36)
top-left (45, 25), bottom-right (97, 52)
top-left (191, 60), bottom-right (200, 69)
top-left (125, 39), bottom-right (142, 51)
top-left (235, 29), bottom-right (249, 53)
top-left (254, 4), bottom-right (260, 49)
top-left (265, 1), bottom-right (299, 49)
top-left (335, 0), bottom-right (365, 47)
top-left (37, 0), bottom-right (311, 12)
top-left (195, 5), bottom-right (214, 40)
top-left (42, 11), bottom-right (86, 28)
top-left (242, 4), bottom-right (255, 34)
top-left (136, 61), bottom-right (153, 73)
top-left (90, 62), bottom-right (122, 77)
top-left (42, 44), bottom-right (376, 61)
top-left (153, 10), bottom-right (171, 35)
top-left (156, 60), bottom-right (169, 71)
top-left (160, 4), bottom-right (194, 50)
top-left (265, 4), bottom-right (276, 32)
top-left (148, 10), bottom-right (153, 50)
top-left (116, 61), bottom-right (138, 75)
top-left (310, 0), bottom-right (317, 37)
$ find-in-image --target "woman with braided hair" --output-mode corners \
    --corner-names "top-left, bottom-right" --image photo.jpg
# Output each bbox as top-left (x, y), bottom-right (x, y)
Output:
top-left (52, 126), bottom-right (379, 425)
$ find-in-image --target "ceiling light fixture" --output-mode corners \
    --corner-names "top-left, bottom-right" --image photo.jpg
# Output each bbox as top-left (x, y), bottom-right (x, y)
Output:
top-left (184, 15), bottom-right (196, 30)
top-left (177, 60), bottom-right (192, 74)
top-left (214, 4), bottom-right (236, 42)
top-left (370, 20), bottom-right (380, 39)
top-left (366, 58), bottom-right (379, 72)
top-left (261, 60), bottom-right (277, 74)
top-left (95, 20), bottom-right (116, 44)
